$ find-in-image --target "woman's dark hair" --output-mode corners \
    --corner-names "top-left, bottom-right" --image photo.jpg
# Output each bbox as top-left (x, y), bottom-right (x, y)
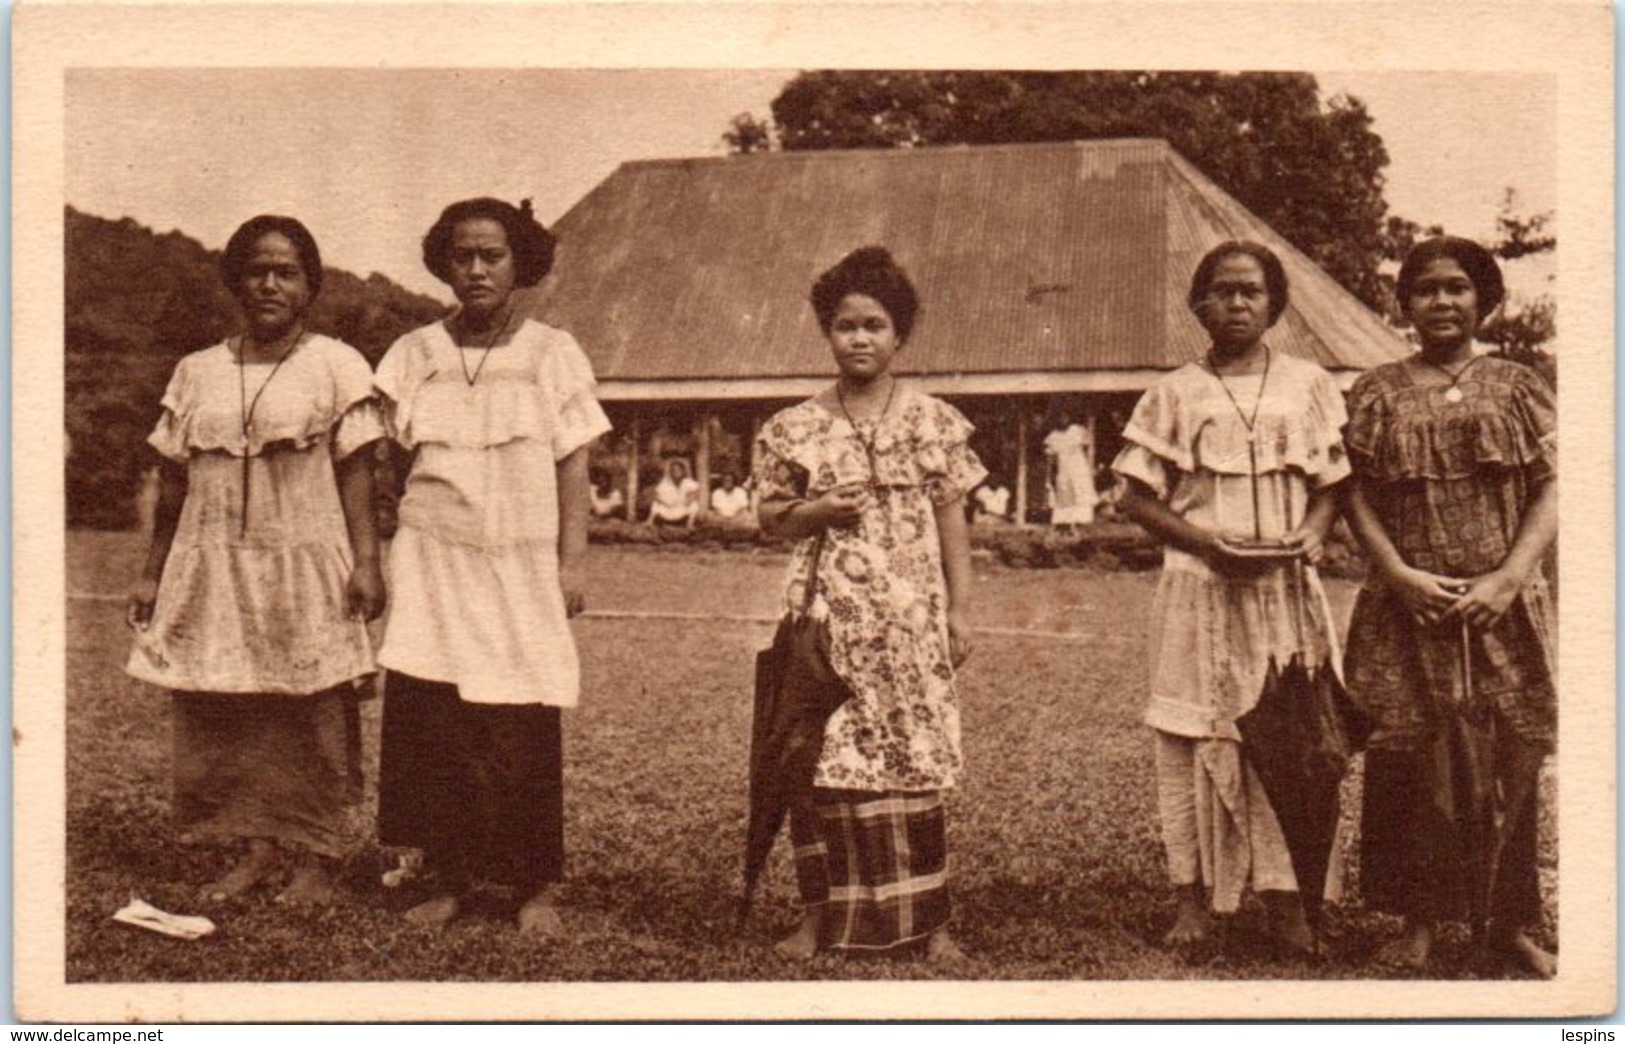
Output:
top-left (422, 197), bottom-right (557, 288)
top-left (809, 246), bottom-right (920, 343)
top-left (1187, 240), bottom-right (1289, 326)
top-left (1396, 235), bottom-right (1505, 322)
top-left (221, 215), bottom-right (324, 298)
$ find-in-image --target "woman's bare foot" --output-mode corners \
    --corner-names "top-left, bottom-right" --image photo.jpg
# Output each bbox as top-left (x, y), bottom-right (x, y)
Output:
top-left (275, 860), bottom-right (336, 906)
top-left (1262, 890), bottom-right (1316, 955)
top-left (1490, 928), bottom-right (1556, 979)
top-left (200, 838), bottom-right (278, 903)
top-left (404, 893), bottom-right (462, 928)
top-left (517, 888), bottom-right (564, 937)
top-left (926, 928), bottom-right (967, 964)
top-left (1374, 919), bottom-right (1433, 971)
top-left (774, 912), bottom-right (821, 959)
top-left (1162, 885), bottom-right (1212, 948)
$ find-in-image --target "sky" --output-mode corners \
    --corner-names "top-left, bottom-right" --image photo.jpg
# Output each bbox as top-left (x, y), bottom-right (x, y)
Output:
top-left (66, 68), bottom-right (1556, 303)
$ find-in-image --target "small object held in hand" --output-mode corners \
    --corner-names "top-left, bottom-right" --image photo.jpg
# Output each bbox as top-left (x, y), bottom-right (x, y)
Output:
top-left (112, 898), bottom-right (216, 940)
top-left (1218, 537), bottom-right (1304, 562)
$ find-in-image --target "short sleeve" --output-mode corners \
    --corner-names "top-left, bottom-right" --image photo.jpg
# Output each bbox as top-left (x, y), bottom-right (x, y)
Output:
top-left (918, 398), bottom-right (987, 507)
top-left (145, 357), bottom-right (194, 463)
top-left (372, 334), bottom-right (415, 444)
top-left (1511, 367), bottom-right (1557, 485)
top-left (326, 340), bottom-right (385, 461)
top-left (752, 411), bottom-right (809, 502)
top-left (543, 332), bottom-right (612, 461)
top-left (1303, 367), bottom-right (1352, 490)
top-left (1342, 369), bottom-right (1387, 479)
top-left (1111, 381), bottom-right (1186, 499)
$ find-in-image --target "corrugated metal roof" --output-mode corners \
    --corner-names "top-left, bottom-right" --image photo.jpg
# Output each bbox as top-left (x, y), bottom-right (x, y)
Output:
top-left (522, 139), bottom-right (1409, 385)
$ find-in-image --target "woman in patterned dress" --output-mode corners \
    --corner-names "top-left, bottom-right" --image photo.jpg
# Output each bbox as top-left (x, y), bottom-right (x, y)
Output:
top-left (126, 215), bottom-right (385, 906)
top-left (373, 198), bottom-right (611, 934)
top-left (1341, 237), bottom-right (1557, 977)
top-left (1112, 241), bottom-right (1349, 953)
top-left (754, 246), bottom-right (984, 960)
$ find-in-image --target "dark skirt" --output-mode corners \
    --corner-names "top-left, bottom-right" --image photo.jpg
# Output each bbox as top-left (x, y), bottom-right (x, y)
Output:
top-left (791, 788), bottom-right (950, 951)
top-left (172, 686), bottom-right (363, 859)
top-left (378, 671), bottom-right (564, 890)
top-left (1361, 709), bottom-right (1547, 930)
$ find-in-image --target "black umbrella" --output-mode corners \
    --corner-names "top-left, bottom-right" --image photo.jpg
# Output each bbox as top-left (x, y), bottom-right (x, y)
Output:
top-left (739, 536), bottom-right (852, 931)
top-left (1236, 562), bottom-right (1372, 930)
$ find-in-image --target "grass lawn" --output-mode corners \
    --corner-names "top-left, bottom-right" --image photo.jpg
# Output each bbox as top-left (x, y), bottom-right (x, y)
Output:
top-left (63, 531), bottom-right (1553, 982)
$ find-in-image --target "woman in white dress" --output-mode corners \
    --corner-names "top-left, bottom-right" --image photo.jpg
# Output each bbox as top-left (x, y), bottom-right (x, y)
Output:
top-left (374, 198), bottom-right (611, 933)
top-left (1044, 415), bottom-right (1097, 528)
top-left (126, 215), bottom-right (385, 906)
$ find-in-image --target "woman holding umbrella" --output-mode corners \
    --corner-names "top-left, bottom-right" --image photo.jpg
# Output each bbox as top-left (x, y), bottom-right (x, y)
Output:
top-left (1341, 236), bottom-right (1557, 976)
top-left (1111, 241), bottom-right (1350, 952)
top-left (752, 246), bottom-right (984, 960)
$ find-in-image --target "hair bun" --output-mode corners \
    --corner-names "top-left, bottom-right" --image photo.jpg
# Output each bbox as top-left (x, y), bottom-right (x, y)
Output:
top-left (518, 198), bottom-right (535, 217)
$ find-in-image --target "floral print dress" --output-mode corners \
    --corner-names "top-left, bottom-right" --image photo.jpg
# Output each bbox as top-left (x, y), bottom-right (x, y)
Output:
top-left (754, 388), bottom-right (986, 792)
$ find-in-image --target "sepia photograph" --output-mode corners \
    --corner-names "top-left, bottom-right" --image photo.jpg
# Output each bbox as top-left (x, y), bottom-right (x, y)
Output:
top-left (14, 0), bottom-right (1615, 1023)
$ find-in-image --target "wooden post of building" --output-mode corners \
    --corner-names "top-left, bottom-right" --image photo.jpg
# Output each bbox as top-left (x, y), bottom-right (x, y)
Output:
top-left (625, 412), bottom-right (641, 522)
top-left (694, 410), bottom-right (712, 517)
top-left (748, 413), bottom-right (763, 514)
top-left (1014, 406), bottom-right (1031, 526)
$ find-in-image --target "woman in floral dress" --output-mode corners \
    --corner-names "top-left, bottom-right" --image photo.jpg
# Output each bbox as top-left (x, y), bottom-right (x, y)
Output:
top-left (1112, 241), bottom-right (1349, 953)
top-left (754, 246), bottom-right (984, 960)
top-left (126, 214), bottom-right (385, 906)
top-left (1342, 236), bottom-right (1557, 977)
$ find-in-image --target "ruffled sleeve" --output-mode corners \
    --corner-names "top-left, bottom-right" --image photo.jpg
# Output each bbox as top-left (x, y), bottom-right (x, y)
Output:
top-left (540, 329), bottom-right (613, 461)
top-left (1347, 359), bottom-right (1552, 483)
top-left (145, 355), bottom-right (195, 463)
top-left (1112, 379), bottom-right (1183, 500)
top-left (326, 340), bottom-right (386, 461)
top-left (372, 329), bottom-right (426, 447)
top-left (914, 396), bottom-right (988, 506)
top-left (1301, 365), bottom-right (1352, 490)
top-left (752, 406), bottom-right (812, 502)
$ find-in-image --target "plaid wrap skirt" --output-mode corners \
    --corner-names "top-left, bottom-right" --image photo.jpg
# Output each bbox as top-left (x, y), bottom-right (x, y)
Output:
top-left (791, 788), bottom-right (950, 951)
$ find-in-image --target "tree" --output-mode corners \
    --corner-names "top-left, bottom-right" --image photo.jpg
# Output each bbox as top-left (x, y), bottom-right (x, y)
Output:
top-left (729, 71), bottom-right (1397, 311)
top-left (1479, 188), bottom-right (1556, 380)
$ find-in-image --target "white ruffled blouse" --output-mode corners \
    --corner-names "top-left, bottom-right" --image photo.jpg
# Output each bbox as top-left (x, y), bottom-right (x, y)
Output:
top-left (126, 334), bottom-right (384, 694)
top-left (373, 319), bottom-right (611, 706)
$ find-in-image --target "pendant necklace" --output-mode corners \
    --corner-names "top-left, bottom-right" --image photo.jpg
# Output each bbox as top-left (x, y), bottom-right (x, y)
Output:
top-left (1424, 352), bottom-right (1483, 404)
top-left (456, 306), bottom-right (515, 386)
top-left (836, 375), bottom-right (898, 477)
top-left (237, 327), bottom-right (305, 537)
top-left (1206, 346), bottom-right (1272, 541)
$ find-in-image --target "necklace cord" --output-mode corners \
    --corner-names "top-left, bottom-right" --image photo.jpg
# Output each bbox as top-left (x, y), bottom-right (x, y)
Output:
top-left (836, 376), bottom-right (898, 481)
top-left (456, 306), bottom-right (516, 387)
top-left (1205, 347), bottom-right (1272, 541)
top-left (236, 328), bottom-right (304, 537)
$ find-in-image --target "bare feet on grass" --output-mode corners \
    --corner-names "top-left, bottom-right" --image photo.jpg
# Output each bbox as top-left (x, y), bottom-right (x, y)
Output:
top-left (276, 860), bottom-right (336, 906)
top-left (404, 894), bottom-right (462, 928)
top-left (201, 838), bottom-right (278, 903)
top-left (774, 912), bottom-right (821, 959)
top-left (1375, 919), bottom-right (1433, 971)
top-left (1491, 928), bottom-right (1556, 979)
top-left (1262, 890), bottom-right (1316, 956)
top-left (517, 888), bottom-right (564, 937)
top-left (1162, 885), bottom-right (1211, 948)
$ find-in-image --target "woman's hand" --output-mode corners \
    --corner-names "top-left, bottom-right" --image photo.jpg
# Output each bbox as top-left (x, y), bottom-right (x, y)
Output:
top-left (559, 563), bottom-right (587, 619)
top-left (1444, 569), bottom-right (1521, 632)
top-left (801, 484), bottom-right (868, 531)
top-left (946, 607), bottom-right (974, 668)
top-left (126, 577), bottom-right (159, 630)
top-left (1282, 524), bottom-right (1325, 566)
top-left (1383, 563), bottom-right (1466, 626)
top-left (346, 559), bottom-right (386, 621)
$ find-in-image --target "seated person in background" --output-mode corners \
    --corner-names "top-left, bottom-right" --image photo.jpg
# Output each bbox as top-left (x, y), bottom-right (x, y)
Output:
top-left (648, 459), bottom-right (701, 527)
top-left (710, 470), bottom-right (753, 523)
top-left (590, 473), bottom-right (626, 520)
top-left (971, 476), bottom-right (1012, 524)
